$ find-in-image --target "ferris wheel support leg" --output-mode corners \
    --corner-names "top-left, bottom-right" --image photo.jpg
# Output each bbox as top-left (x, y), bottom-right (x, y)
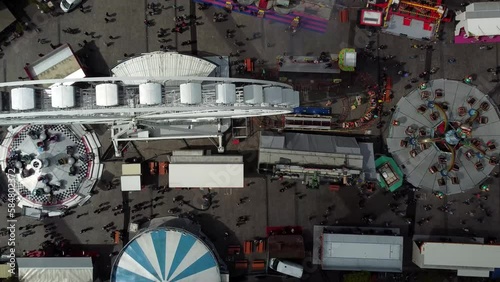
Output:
top-left (111, 123), bottom-right (131, 157)
top-left (207, 136), bottom-right (225, 153)
top-left (112, 139), bottom-right (121, 157)
top-left (217, 134), bottom-right (224, 153)
top-left (218, 119), bottom-right (224, 153)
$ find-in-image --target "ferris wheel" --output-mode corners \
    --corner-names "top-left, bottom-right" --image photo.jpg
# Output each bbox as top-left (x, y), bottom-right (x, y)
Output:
top-left (0, 76), bottom-right (298, 124)
top-left (0, 76), bottom-right (299, 154)
top-left (0, 52), bottom-right (299, 154)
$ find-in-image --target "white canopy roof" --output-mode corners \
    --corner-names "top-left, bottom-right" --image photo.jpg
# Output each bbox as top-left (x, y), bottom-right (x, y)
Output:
top-left (321, 234), bottom-right (403, 272)
top-left (169, 163), bottom-right (244, 188)
top-left (455, 2), bottom-right (500, 37)
top-left (17, 257), bottom-right (93, 282)
top-left (169, 155), bottom-right (244, 188)
top-left (111, 52), bottom-right (217, 85)
top-left (419, 242), bottom-right (500, 269)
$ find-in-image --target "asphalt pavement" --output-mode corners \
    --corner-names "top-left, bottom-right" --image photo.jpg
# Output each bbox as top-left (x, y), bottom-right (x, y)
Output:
top-left (1, 0), bottom-right (500, 281)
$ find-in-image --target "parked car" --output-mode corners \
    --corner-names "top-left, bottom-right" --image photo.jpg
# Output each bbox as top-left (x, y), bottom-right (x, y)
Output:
top-left (60, 0), bottom-right (82, 12)
top-left (269, 258), bottom-right (303, 278)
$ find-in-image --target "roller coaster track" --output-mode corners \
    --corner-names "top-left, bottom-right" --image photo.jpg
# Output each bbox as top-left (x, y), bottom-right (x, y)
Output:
top-left (338, 96), bottom-right (350, 123)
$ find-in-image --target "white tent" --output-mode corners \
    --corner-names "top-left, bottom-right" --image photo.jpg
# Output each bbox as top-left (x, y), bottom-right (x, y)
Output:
top-left (17, 257), bottom-right (93, 282)
top-left (169, 155), bottom-right (244, 188)
top-left (455, 2), bottom-right (500, 37)
top-left (412, 242), bottom-right (500, 277)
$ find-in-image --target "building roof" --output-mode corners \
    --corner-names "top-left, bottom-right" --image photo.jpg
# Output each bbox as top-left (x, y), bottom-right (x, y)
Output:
top-left (455, 3), bottom-right (500, 37)
top-left (419, 242), bottom-right (500, 269)
top-left (0, 4), bottom-right (16, 33)
top-left (169, 155), bottom-right (243, 164)
top-left (260, 132), bottom-right (361, 155)
top-left (120, 175), bottom-right (142, 191)
top-left (25, 44), bottom-right (84, 82)
top-left (111, 52), bottom-right (217, 85)
top-left (112, 228), bottom-right (221, 282)
top-left (375, 156), bottom-right (404, 191)
top-left (168, 155), bottom-right (244, 188)
top-left (278, 55), bottom-right (340, 74)
top-left (169, 163), bottom-right (244, 188)
top-left (122, 163), bottom-right (141, 175)
top-left (360, 10), bottom-right (383, 26)
top-left (0, 264), bottom-right (11, 279)
top-left (359, 142), bottom-right (377, 180)
top-left (17, 257), bottom-right (93, 268)
top-left (384, 14), bottom-right (435, 40)
top-left (320, 233), bottom-right (403, 272)
top-left (259, 132), bottom-right (377, 178)
top-left (17, 257), bottom-right (93, 282)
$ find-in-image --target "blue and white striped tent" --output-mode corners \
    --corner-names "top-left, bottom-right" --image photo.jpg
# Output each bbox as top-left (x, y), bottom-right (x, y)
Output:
top-left (112, 228), bottom-right (221, 282)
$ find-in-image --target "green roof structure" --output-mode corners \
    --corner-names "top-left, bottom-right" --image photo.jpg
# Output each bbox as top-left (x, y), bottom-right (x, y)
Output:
top-left (375, 156), bottom-right (404, 192)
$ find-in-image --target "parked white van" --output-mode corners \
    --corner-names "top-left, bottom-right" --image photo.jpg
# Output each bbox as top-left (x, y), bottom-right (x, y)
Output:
top-left (269, 258), bottom-right (303, 278)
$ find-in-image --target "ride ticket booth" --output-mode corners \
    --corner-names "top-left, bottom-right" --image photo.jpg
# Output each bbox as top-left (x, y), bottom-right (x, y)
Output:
top-left (121, 163), bottom-right (142, 191)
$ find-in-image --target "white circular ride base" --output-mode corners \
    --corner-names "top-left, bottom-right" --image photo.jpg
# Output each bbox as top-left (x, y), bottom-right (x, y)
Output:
top-left (0, 125), bottom-right (102, 212)
top-left (387, 79), bottom-right (500, 195)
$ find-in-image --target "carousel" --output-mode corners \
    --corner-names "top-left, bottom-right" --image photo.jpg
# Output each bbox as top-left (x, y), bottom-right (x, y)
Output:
top-left (387, 79), bottom-right (500, 195)
top-left (0, 124), bottom-right (103, 217)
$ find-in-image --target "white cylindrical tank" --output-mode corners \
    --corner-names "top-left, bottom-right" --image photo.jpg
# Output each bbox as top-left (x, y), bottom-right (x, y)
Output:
top-left (180, 83), bottom-right (202, 104)
top-left (96, 83), bottom-right (119, 106)
top-left (344, 51), bottom-right (357, 67)
top-left (11, 88), bottom-right (35, 110)
top-left (216, 83), bottom-right (236, 104)
top-left (51, 85), bottom-right (76, 108)
top-left (243, 85), bottom-right (263, 104)
top-left (139, 83), bottom-right (162, 105)
top-left (264, 87), bottom-right (283, 104)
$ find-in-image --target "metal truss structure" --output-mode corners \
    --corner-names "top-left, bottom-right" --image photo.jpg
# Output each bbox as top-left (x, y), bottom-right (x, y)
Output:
top-left (0, 76), bottom-right (298, 155)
